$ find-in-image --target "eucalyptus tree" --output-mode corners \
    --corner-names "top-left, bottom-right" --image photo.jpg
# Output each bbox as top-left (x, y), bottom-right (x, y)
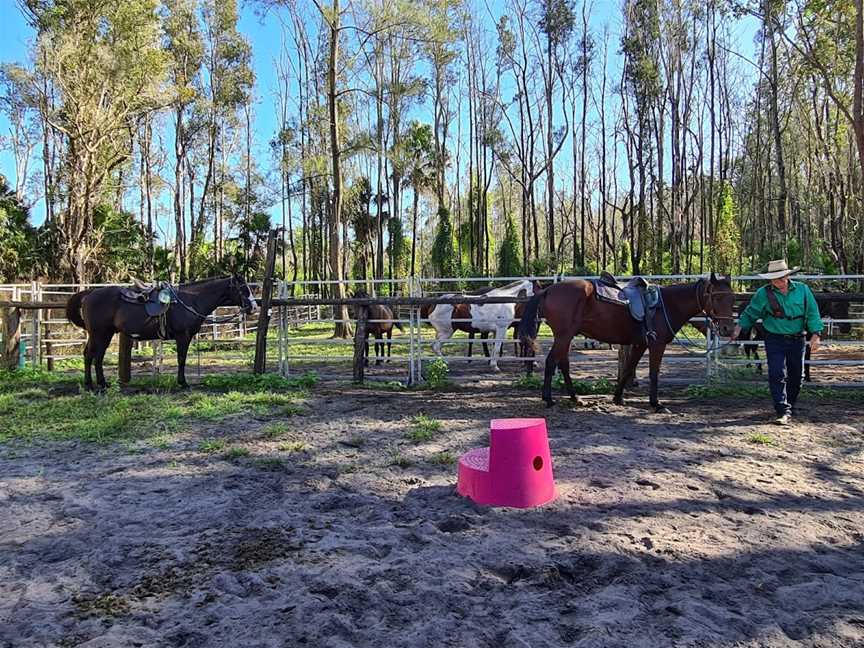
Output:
top-left (21, 0), bottom-right (167, 282)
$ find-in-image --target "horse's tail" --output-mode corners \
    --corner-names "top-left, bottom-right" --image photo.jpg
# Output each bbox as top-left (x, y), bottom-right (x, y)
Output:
top-left (517, 291), bottom-right (545, 354)
top-left (65, 289), bottom-right (92, 329)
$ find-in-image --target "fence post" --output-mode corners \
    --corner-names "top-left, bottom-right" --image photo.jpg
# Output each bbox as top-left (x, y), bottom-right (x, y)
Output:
top-left (705, 326), bottom-right (713, 381)
top-left (1, 306), bottom-right (21, 370)
top-left (352, 304), bottom-right (368, 383)
top-left (33, 282), bottom-right (43, 366)
top-left (253, 229), bottom-right (278, 374)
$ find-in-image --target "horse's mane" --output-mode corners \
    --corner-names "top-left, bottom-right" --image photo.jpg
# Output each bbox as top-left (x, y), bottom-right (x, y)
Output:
top-left (180, 276), bottom-right (234, 291)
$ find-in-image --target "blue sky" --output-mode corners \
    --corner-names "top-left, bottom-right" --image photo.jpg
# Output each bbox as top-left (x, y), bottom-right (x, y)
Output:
top-left (0, 1), bottom-right (759, 230)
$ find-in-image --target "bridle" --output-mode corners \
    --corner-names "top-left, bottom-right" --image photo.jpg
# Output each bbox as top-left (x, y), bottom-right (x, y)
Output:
top-left (696, 279), bottom-right (735, 332)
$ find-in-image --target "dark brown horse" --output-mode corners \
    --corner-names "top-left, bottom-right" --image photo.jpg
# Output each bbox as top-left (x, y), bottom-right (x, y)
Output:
top-left (354, 290), bottom-right (403, 365)
top-left (66, 276), bottom-right (256, 390)
top-left (518, 274), bottom-right (736, 411)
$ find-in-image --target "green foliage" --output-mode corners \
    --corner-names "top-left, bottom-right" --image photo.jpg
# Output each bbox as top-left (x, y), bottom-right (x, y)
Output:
top-left (0, 176), bottom-right (39, 281)
top-left (407, 413), bottom-right (441, 443)
top-left (747, 432), bottom-right (775, 446)
top-left (497, 212), bottom-right (522, 276)
top-left (199, 372), bottom-right (318, 391)
top-left (424, 357), bottom-right (450, 387)
top-left (429, 451), bottom-right (456, 465)
top-left (712, 183), bottom-right (741, 274)
top-left (199, 437), bottom-right (226, 453)
top-left (431, 207), bottom-right (458, 278)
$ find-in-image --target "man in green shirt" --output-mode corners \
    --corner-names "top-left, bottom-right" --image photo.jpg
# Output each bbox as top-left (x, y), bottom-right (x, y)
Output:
top-left (732, 259), bottom-right (823, 426)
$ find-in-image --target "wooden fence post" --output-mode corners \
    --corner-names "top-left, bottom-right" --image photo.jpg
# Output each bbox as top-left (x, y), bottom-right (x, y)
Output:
top-left (253, 229), bottom-right (278, 374)
top-left (1, 307), bottom-right (21, 370)
top-left (118, 333), bottom-right (133, 385)
top-left (352, 305), bottom-right (368, 383)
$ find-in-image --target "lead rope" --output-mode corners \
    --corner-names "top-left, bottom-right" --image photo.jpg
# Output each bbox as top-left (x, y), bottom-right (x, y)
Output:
top-left (659, 289), bottom-right (736, 357)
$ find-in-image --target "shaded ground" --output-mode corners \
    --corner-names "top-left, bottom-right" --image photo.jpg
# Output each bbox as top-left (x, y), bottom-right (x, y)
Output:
top-left (1, 382), bottom-right (864, 647)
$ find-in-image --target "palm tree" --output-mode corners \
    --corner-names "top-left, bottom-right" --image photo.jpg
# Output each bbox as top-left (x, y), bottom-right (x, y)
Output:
top-left (401, 121), bottom-right (436, 277)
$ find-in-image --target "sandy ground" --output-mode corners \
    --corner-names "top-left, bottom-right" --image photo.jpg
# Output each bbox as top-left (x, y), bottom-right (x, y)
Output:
top-left (1, 382), bottom-right (864, 648)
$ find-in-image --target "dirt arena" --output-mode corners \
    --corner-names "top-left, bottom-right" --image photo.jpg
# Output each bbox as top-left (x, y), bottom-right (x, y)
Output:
top-left (2, 380), bottom-right (863, 648)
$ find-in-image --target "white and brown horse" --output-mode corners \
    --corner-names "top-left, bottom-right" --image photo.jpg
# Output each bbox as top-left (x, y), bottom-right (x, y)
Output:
top-left (421, 279), bottom-right (535, 371)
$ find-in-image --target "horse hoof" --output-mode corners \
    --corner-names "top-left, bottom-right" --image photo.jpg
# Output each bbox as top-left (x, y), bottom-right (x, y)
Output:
top-left (654, 406), bottom-right (671, 414)
top-left (178, 382), bottom-right (190, 390)
top-left (613, 398), bottom-right (624, 406)
top-left (544, 400), bottom-right (555, 408)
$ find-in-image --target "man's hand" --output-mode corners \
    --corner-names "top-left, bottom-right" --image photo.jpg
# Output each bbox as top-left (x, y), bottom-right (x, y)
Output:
top-left (730, 325), bottom-right (741, 341)
top-left (810, 334), bottom-right (820, 354)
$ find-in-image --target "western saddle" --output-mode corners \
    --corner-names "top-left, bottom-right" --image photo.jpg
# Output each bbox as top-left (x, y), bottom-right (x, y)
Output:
top-left (594, 272), bottom-right (660, 343)
top-left (119, 279), bottom-right (173, 317)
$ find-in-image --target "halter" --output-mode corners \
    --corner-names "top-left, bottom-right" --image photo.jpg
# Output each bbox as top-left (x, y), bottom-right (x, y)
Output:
top-left (696, 279), bottom-right (735, 329)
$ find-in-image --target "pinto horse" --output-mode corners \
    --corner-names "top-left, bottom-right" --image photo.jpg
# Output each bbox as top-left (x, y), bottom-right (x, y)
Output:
top-left (518, 274), bottom-right (736, 411)
top-left (423, 279), bottom-right (535, 371)
top-left (66, 276), bottom-right (257, 390)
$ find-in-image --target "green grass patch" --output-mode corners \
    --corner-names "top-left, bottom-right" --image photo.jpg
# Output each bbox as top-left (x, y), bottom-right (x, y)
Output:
top-left (263, 422), bottom-right (291, 439)
top-left (362, 380), bottom-right (408, 392)
top-left (199, 438), bottom-right (226, 453)
top-left (200, 372), bottom-right (318, 391)
top-left (222, 446), bottom-right (251, 459)
top-left (513, 374), bottom-right (543, 389)
top-left (253, 457), bottom-right (286, 471)
top-left (429, 451), bottom-right (456, 465)
top-left (390, 452), bottom-right (413, 468)
top-left (407, 414), bottom-right (442, 443)
top-left (550, 375), bottom-right (615, 395)
top-left (278, 441), bottom-right (306, 453)
top-left (747, 432), bottom-right (775, 446)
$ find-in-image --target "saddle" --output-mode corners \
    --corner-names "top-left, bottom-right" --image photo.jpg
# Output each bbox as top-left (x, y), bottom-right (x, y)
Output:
top-left (595, 272), bottom-right (660, 343)
top-left (120, 279), bottom-right (173, 317)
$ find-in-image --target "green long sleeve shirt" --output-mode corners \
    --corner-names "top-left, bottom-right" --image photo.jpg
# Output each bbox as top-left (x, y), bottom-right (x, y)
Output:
top-left (738, 281), bottom-right (823, 335)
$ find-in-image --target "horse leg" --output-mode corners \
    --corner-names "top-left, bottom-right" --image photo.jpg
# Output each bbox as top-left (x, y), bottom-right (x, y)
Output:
top-left (84, 339), bottom-right (94, 390)
top-left (364, 333), bottom-right (370, 367)
top-left (543, 336), bottom-right (573, 406)
top-left (557, 356), bottom-right (582, 404)
top-left (375, 334), bottom-right (384, 365)
top-left (482, 332), bottom-right (491, 358)
top-left (175, 333), bottom-right (192, 389)
top-left (386, 329), bottom-right (393, 363)
top-left (613, 343), bottom-right (647, 406)
top-left (489, 327), bottom-right (505, 371)
top-left (648, 343), bottom-right (670, 413)
top-left (432, 327), bottom-right (451, 357)
top-left (467, 331), bottom-right (474, 362)
top-left (92, 331), bottom-right (114, 391)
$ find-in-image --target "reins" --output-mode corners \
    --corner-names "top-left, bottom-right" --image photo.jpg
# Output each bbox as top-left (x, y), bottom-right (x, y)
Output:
top-left (660, 281), bottom-right (736, 356)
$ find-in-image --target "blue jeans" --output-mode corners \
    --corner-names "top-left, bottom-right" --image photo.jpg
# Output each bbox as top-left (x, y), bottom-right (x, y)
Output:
top-left (763, 333), bottom-right (805, 415)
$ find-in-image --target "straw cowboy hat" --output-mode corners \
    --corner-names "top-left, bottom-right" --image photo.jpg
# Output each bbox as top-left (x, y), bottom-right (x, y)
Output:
top-left (758, 259), bottom-right (800, 280)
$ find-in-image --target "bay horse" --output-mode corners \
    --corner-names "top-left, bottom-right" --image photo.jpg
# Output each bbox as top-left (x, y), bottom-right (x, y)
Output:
top-left (353, 290), bottom-right (403, 365)
top-left (518, 273), bottom-right (735, 411)
top-left (423, 279), bottom-right (535, 371)
top-left (65, 276), bottom-right (257, 390)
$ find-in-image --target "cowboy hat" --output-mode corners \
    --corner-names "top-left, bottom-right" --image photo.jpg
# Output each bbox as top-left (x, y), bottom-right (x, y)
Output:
top-left (758, 259), bottom-right (800, 280)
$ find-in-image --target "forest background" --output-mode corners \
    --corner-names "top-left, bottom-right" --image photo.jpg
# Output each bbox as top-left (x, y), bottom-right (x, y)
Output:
top-left (1, 0), bottom-right (862, 295)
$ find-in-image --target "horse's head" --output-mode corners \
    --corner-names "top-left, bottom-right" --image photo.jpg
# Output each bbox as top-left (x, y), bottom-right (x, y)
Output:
top-left (230, 276), bottom-right (257, 314)
top-left (700, 272), bottom-right (736, 337)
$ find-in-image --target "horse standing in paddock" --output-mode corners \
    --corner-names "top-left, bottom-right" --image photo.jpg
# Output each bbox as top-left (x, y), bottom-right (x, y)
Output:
top-left (518, 274), bottom-right (735, 411)
top-left (65, 276), bottom-right (257, 390)
top-left (353, 290), bottom-right (403, 366)
top-left (423, 279), bottom-right (535, 371)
